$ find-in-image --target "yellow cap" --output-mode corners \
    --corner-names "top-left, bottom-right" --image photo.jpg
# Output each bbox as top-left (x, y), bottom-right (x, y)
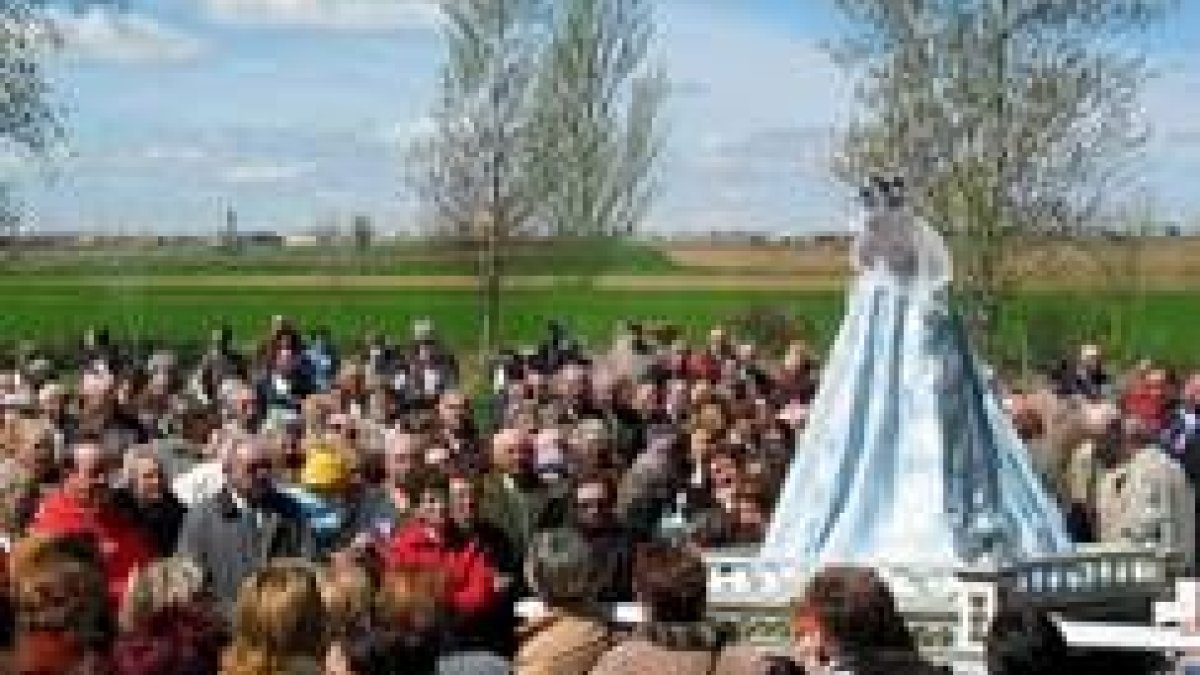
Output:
top-left (300, 447), bottom-right (349, 491)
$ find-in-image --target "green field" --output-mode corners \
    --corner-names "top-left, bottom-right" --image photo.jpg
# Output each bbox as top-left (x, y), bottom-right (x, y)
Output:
top-left (0, 284), bottom-right (838, 351)
top-left (0, 280), bottom-right (1194, 371)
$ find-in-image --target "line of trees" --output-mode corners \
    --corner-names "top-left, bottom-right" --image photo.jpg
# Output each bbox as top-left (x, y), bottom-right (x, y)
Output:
top-left (407, 0), bottom-right (666, 357)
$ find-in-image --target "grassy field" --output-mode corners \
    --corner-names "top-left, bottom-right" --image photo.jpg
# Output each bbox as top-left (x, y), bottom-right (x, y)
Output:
top-left (0, 237), bottom-right (1195, 371)
top-left (0, 278), bottom-right (1195, 369)
top-left (0, 283), bottom-right (837, 349)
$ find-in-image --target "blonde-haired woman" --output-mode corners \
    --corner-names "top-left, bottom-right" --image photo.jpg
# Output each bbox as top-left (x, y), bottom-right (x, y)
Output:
top-left (113, 557), bottom-right (226, 675)
top-left (319, 560), bottom-right (375, 675)
top-left (119, 557), bottom-right (205, 631)
top-left (220, 561), bottom-right (327, 675)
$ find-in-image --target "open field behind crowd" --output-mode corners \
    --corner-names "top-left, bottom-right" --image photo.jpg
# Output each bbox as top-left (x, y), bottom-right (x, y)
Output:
top-left (664, 237), bottom-right (1200, 290)
top-left (3, 236), bottom-right (1199, 287)
top-left (0, 237), bottom-right (1196, 368)
top-left (0, 279), bottom-right (1195, 370)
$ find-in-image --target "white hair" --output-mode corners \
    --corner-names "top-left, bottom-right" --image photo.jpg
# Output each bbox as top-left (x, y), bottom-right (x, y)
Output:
top-left (120, 445), bottom-right (163, 488)
top-left (216, 430), bottom-right (264, 466)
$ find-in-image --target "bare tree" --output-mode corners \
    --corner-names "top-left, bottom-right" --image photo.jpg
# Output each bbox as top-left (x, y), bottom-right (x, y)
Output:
top-left (1, 1), bottom-right (62, 256)
top-left (528, 0), bottom-right (666, 275)
top-left (407, 0), bottom-right (549, 357)
top-left (410, 0), bottom-right (666, 355)
top-left (832, 0), bottom-right (1173, 351)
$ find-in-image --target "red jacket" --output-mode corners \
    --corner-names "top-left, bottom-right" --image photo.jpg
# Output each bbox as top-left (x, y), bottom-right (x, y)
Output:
top-left (384, 519), bottom-right (498, 619)
top-left (29, 488), bottom-right (154, 609)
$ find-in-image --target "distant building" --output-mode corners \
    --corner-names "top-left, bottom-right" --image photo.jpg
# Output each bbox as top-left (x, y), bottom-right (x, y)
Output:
top-left (0, 234), bottom-right (78, 249)
top-left (208, 230), bottom-right (284, 249)
top-left (242, 232), bottom-right (285, 247)
top-left (284, 235), bottom-right (321, 248)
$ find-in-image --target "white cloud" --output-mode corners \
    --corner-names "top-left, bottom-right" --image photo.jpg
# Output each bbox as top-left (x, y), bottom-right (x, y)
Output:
top-left (375, 116), bottom-right (435, 148)
top-left (220, 161), bottom-right (316, 184)
top-left (91, 144), bottom-right (211, 171)
top-left (138, 145), bottom-right (210, 163)
top-left (648, 2), bottom-right (853, 234)
top-left (204, 0), bottom-right (441, 32)
top-left (45, 6), bottom-right (207, 64)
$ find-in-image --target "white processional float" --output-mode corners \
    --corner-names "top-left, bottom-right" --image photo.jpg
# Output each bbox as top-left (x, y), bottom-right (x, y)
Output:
top-left (701, 178), bottom-right (1186, 672)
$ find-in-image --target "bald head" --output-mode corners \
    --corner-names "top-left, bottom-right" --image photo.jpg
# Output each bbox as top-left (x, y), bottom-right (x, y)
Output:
top-left (491, 427), bottom-right (531, 475)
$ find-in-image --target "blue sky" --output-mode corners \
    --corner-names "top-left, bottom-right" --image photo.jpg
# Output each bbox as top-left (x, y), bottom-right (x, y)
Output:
top-left (7, 0), bottom-right (1200, 235)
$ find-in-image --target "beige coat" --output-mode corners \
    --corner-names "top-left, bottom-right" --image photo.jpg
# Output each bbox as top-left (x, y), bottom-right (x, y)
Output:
top-left (1097, 445), bottom-right (1195, 565)
top-left (515, 611), bottom-right (611, 675)
top-left (587, 640), bottom-right (775, 675)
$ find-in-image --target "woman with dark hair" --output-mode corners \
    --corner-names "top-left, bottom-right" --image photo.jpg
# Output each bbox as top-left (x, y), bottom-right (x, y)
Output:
top-left (791, 566), bottom-right (944, 675)
top-left (515, 528), bottom-right (611, 675)
top-left (589, 542), bottom-right (773, 675)
top-left (986, 603), bottom-right (1069, 675)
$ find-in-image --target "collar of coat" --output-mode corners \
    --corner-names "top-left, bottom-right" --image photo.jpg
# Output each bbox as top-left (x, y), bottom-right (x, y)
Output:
top-left (518, 606), bottom-right (608, 641)
top-left (215, 487), bottom-right (293, 520)
top-left (633, 620), bottom-right (735, 652)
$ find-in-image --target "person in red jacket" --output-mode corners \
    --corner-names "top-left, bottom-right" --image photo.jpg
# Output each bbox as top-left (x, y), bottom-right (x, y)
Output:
top-left (29, 440), bottom-right (153, 610)
top-left (383, 469), bottom-right (498, 622)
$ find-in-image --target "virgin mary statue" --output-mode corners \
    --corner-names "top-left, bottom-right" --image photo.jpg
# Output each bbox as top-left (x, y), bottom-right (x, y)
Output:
top-left (760, 177), bottom-right (1071, 569)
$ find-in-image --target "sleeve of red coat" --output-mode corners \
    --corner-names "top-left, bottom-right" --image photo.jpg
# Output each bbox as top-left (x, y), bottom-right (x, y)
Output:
top-left (448, 542), bottom-right (498, 618)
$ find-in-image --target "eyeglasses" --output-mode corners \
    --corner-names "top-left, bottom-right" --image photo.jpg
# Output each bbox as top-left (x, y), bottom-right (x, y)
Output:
top-left (420, 493), bottom-right (448, 507)
top-left (244, 460), bottom-right (273, 473)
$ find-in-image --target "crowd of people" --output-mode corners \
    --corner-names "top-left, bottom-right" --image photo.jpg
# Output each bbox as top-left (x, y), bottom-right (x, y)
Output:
top-left (0, 315), bottom-right (1196, 674)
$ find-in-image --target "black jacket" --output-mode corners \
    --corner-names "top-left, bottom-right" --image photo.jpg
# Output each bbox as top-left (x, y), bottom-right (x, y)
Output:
top-left (578, 525), bottom-right (636, 604)
top-left (112, 487), bottom-right (187, 558)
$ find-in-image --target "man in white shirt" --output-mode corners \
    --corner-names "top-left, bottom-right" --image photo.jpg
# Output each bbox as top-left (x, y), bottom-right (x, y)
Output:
top-left (1098, 414), bottom-right (1195, 568)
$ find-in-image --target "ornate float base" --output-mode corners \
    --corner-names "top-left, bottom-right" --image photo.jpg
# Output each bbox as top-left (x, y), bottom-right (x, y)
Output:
top-left (705, 545), bottom-right (1183, 672)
